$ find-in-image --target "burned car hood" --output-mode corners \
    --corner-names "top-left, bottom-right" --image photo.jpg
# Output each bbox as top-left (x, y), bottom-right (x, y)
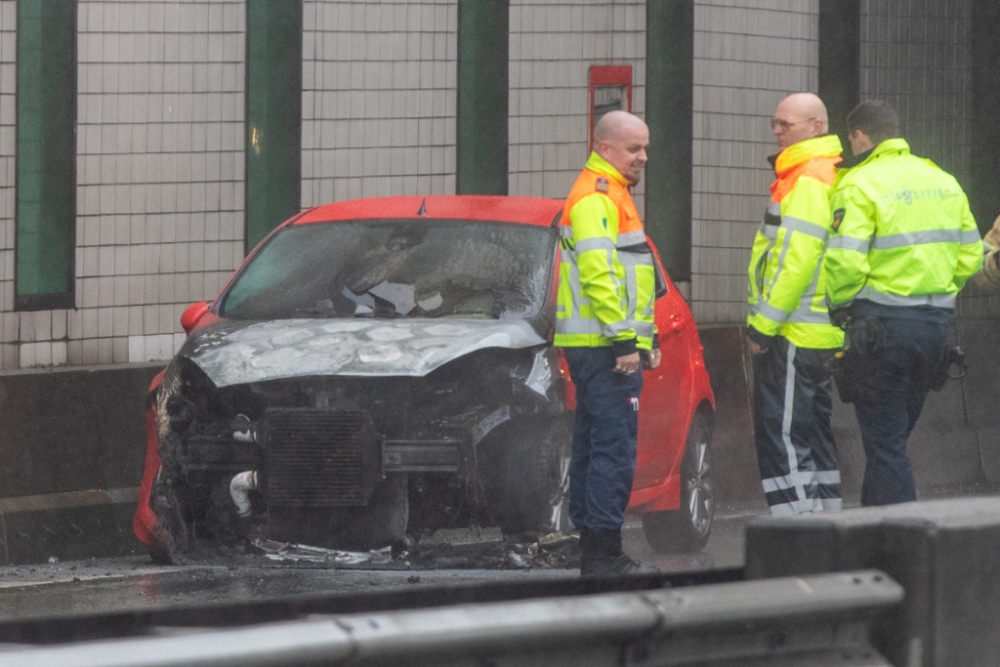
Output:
top-left (179, 318), bottom-right (548, 387)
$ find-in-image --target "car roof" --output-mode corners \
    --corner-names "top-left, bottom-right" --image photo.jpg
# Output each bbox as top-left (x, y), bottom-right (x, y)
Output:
top-left (293, 195), bottom-right (563, 227)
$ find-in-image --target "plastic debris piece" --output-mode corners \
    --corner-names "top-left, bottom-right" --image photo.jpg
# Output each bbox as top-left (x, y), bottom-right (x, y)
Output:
top-left (506, 549), bottom-right (532, 569)
top-left (252, 539), bottom-right (392, 566)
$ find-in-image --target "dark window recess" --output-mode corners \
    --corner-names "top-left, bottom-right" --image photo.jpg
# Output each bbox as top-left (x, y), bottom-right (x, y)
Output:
top-left (245, 0), bottom-right (303, 252)
top-left (971, 0), bottom-right (1000, 233)
top-left (588, 65), bottom-right (632, 150)
top-left (15, 0), bottom-right (77, 311)
top-left (456, 0), bottom-right (508, 196)
top-left (644, 1), bottom-right (693, 281)
top-left (819, 0), bottom-right (860, 163)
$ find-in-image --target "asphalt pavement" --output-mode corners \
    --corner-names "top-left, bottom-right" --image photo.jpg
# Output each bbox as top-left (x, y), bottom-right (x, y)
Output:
top-left (0, 510), bottom-right (757, 621)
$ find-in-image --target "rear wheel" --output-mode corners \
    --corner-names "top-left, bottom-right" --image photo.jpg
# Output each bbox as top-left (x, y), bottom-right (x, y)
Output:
top-left (641, 412), bottom-right (714, 553)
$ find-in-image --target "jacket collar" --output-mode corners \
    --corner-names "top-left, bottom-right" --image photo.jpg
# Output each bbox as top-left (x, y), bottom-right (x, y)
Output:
top-left (855, 138), bottom-right (911, 167)
top-left (585, 151), bottom-right (629, 186)
top-left (773, 134), bottom-right (844, 174)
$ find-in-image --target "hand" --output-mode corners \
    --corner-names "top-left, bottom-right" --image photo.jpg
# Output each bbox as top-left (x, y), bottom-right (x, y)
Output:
top-left (642, 349), bottom-right (662, 370)
top-left (829, 306), bottom-right (851, 329)
top-left (614, 352), bottom-right (641, 375)
top-left (749, 340), bottom-right (768, 355)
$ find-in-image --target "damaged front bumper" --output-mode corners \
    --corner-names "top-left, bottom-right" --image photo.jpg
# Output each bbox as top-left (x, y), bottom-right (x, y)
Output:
top-left (147, 343), bottom-right (564, 551)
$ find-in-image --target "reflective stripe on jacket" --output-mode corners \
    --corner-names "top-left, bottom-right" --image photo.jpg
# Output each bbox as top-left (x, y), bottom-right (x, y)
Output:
top-left (555, 152), bottom-right (657, 351)
top-left (747, 134), bottom-right (845, 350)
top-left (825, 138), bottom-right (983, 310)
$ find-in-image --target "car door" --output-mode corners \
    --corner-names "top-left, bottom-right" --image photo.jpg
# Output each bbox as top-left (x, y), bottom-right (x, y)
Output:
top-left (633, 245), bottom-right (695, 490)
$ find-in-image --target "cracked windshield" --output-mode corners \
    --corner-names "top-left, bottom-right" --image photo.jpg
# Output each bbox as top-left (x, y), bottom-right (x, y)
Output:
top-left (221, 221), bottom-right (556, 321)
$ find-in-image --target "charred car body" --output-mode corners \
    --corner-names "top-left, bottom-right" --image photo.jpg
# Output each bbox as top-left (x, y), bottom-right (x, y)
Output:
top-left (134, 196), bottom-right (716, 563)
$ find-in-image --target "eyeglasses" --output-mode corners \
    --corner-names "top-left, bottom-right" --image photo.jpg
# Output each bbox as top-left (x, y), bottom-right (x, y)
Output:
top-left (770, 117), bottom-right (817, 131)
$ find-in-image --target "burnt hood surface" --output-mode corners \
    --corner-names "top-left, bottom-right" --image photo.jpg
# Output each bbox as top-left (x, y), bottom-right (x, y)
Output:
top-left (180, 318), bottom-right (548, 387)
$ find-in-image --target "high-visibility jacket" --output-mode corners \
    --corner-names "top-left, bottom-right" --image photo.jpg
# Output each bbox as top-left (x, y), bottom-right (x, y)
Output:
top-left (747, 134), bottom-right (845, 350)
top-left (554, 152), bottom-right (657, 354)
top-left (825, 138), bottom-right (983, 310)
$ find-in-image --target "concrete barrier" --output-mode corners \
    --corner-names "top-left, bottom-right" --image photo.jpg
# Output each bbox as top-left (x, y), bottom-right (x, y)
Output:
top-left (0, 363), bottom-right (162, 564)
top-left (745, 497), bottom-right (1000, 667)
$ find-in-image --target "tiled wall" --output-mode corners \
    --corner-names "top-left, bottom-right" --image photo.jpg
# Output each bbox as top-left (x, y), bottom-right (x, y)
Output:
top-left (0, 0), bottom-right (977, 370)
top-left (0, 1), bottom-right (246, 370)
top-left (690, 0), bottom-right (820, 324)
top-left (860, 0), bottom-right (972, 189)
top-left (77, 1), bottom-right (246, 366)
top-left (507, 0), bottom-right (647, 212)
top-left (300, 0), bottom-right (458, 206)
top-left (858, 0), bottom-right (983, 318)
top-left (0, 3), bottom-right (14, 369)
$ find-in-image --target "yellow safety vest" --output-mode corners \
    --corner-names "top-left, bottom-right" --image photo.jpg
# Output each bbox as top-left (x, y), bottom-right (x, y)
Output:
top-left (555, 152), bottom-right (657, 351)
top-left (825, 138), bottom-right (982, 309)
top-left (747, 134), bottom-right (845, 349)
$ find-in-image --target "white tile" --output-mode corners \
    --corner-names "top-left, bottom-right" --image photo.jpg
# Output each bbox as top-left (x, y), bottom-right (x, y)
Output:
top-left (51, 341), bottom-right (68, 366)
top-left (19, 342), bottom-right (37, 368)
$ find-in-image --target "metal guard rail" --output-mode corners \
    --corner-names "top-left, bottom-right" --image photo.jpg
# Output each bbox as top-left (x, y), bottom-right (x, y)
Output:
top-left (0, 570), bottom-right (902, 667)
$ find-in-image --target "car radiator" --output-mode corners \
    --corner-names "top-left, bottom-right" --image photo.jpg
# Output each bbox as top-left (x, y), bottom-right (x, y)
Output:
top-left (263, 408), bottom-right (380, 507)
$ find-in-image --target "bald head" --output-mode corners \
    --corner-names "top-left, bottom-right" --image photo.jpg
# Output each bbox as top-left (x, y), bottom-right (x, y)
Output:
top-left (772, 93), bottom-right (829, 151)
top-left (593, 111), bottom-right (649, 185)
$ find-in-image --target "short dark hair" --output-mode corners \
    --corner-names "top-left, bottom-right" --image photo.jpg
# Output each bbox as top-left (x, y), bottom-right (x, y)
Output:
top-left (847, 100), bottom-right (900, 145)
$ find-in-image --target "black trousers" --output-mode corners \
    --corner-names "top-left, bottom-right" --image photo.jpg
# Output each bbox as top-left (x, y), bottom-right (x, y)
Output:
top-left (752, 336), bottom-right (842, 515)
top-left (564, 347), bottom-right (643, 532)
top-left (849, 303), bottom-right (950, 506)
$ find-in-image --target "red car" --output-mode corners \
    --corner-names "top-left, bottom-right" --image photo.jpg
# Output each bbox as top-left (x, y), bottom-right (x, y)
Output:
top-left (133, 196), bottom-right (715, 563)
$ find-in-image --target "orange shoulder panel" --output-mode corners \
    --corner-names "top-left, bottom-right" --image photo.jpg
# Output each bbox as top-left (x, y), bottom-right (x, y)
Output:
top-left (801, 155), bottom-right (840, 186)
top-left (563, 169), bottom-right (624, 227)
top-left (769, 156), bottom-right (840, 203)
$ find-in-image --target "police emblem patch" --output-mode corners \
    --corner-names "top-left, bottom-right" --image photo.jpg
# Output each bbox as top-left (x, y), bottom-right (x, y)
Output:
top-left (832, 208), bottom-right (845, 231)
top-left (595, 177), bottom-right (609, 193)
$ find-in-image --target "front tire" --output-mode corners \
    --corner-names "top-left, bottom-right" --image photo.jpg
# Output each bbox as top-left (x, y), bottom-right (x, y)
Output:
top-left (641, 412), bottom-right (714, 553)
top-left (488, 419), bottom-right (572, 538)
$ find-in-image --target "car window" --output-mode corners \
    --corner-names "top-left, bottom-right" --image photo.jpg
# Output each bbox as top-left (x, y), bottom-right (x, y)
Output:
top-left (219, 220), bottom-right (557, 321)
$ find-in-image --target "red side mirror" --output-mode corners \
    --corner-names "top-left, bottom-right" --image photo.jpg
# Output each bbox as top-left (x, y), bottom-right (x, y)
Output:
top-left (180, 301), bottom-right (210, 335)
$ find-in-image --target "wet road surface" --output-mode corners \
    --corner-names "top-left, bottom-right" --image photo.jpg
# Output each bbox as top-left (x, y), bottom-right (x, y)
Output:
top-left (0, 512), bottom-right (756, 620)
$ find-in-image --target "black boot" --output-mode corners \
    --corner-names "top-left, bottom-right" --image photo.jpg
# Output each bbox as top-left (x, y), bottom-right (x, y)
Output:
top-left (580, 529), bottom-right (657, 576)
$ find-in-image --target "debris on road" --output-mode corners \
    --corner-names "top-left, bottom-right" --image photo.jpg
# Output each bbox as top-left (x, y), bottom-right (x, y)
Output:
top-left (249, 532), bottom-right (581, 571)
top-left (252, 540), bottom-right (394, 567)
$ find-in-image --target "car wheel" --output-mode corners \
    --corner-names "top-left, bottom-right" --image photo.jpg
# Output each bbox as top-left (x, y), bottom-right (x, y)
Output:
top-left (641, 412), bottom-right (714, 553)
top-left (148, 455), bottom-right (213, 563)
top-left (148, 481), bottom-right (191, 564)
top-left (535, 419), bottom-right (572, 536)
top-left (491, 419), bottom-right (572, 538)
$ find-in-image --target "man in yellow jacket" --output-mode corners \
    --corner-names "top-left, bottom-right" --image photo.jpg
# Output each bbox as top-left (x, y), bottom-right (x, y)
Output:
top-left (824, 100), bottom-right (982, 505)
top-left (746, 92), bottom-right (845, 516)
top-left (556, 110), bottom-right (660, 575)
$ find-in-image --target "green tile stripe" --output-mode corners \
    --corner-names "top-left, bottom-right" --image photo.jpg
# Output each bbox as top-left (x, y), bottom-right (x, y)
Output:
top-left (456, 0), bottom-right (508, 195)
top-left (245, 0), bottom-right (302, 252)
top-left (645, 0), bottom-right (693, 281)
top-left (15, 0), bottom-right (76, 310)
